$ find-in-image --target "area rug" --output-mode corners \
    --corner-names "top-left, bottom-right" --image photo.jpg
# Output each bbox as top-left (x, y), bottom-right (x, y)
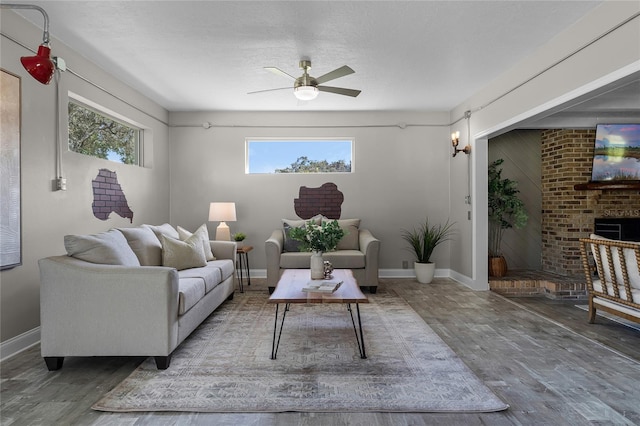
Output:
top-left (92, 291), bottom-right (508, 413)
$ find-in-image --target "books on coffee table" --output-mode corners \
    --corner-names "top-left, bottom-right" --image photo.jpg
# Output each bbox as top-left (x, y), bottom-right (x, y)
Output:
top-left (302, 280), bottom-right (343, 293)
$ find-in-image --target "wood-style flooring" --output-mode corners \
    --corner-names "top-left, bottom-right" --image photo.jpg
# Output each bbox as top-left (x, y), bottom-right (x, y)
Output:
top-left (2, 278), bottom-right (639, 425)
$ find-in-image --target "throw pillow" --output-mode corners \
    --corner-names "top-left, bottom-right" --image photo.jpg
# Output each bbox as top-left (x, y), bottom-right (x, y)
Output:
top-left (64, 229), bottom-right (140, 266)
top-left (160, 234), bottom-right (207, 271)
top-left (335, 218), bottom-right (361, 250)
top-left (143, 223), bottom-right (179, 240)
top-left (177, 224), bottom-right (216, 261)
top-left (282, 218), bottom-right (307, 252)
top-left (118, 226), bottom-right (163, 266)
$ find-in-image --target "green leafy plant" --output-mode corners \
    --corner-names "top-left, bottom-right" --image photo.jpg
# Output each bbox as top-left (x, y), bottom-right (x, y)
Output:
top-left (232, 232), bottom-right (246, 242)
top-left (488, 158), bottom-right (528, 257)
top-left (289, 220), bottom-right (345, 252)
top-left (401, 218), bottom-right (455, 263)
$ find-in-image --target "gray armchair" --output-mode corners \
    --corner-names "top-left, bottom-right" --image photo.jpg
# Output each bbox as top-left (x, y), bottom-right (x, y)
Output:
top-left (265, 228), bottom-right (380, 293)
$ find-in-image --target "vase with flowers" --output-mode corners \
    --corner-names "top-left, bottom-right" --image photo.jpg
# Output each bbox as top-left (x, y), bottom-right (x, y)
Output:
top-left (289, 219), bottom-right (345, 279)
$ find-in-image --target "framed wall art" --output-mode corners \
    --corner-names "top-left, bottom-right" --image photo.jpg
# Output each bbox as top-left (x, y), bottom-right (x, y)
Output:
top-left (1, 69), bottom-right (22, 270)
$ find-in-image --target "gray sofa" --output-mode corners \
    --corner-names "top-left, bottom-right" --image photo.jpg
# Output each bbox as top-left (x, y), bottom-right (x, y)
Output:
top-left (38, 223), bottom-right (236, 370)
top-left (265, 218), bottom-right (380, 293)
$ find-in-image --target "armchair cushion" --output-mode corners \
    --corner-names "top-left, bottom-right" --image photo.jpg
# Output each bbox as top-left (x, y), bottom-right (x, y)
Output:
top-left (64, 229), bottom-right (140, 267)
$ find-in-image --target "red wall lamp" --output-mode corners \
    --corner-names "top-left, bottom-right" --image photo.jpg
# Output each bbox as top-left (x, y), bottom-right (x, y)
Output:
top-left (1, 3), bottom-right (60, 85)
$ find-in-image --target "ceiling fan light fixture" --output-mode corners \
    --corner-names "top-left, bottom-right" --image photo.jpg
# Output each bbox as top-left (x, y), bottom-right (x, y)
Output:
top-left (294, 85), bottom-right (319, 101)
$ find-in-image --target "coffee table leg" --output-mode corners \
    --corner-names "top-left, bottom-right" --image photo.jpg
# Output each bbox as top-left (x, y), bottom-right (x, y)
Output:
top-left (347, 303), bottom-right (367, 359)
top-left (271, 302), bottom-right (290, 360)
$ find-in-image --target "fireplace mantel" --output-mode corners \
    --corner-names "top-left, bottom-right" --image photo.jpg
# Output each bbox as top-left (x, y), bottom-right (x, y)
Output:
top-left (574, 181), bottom-right (640, 190)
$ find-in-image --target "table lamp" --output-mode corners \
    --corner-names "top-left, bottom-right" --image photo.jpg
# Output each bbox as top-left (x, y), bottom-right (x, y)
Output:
top-left (208, 202), bottom-right (236, 240)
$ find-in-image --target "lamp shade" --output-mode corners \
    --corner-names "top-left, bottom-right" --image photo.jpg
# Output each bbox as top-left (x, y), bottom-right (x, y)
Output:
top-left (208, 202), bottom-right (236, 222)
top-left (294, 85), bottom-right (319, 101)
top-left (20, 44), bottom-right (55, 85)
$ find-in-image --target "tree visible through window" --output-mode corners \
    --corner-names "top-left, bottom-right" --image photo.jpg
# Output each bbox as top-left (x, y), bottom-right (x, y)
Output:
top-left (68, 101), bottom-right (140, 165)
top-left (247, 139), bottom-right (353, 174)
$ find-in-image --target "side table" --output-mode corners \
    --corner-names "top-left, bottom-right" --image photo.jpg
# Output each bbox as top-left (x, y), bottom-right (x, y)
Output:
top-left (236, 245), bottom-right (253, 293)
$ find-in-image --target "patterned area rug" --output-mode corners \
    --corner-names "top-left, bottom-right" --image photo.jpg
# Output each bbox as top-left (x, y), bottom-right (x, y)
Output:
top-left (92, 291), bottom-right (508, 413)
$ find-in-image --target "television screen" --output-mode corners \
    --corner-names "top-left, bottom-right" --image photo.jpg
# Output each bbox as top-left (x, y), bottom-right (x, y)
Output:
top-left (591, 124), bottom-right (640, 181)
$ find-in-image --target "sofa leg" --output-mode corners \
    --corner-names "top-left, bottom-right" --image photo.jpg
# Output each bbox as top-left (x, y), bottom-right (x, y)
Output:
top-left (227, 292), bottom-right (234, 301)
top-left (268, 286), bottom-right (275, 294)
top-left (44, 357), bottom-right (64, 371)
top-left (369, 286), bottom-right (378, 294)
top-left (154, 355), bottom-right (172, 370)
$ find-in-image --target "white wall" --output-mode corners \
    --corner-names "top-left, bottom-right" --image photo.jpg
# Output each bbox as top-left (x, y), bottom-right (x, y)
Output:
top-left (0, 11), bottom-right (171, 349)
top-left (168, 111), bottom-right (453, 274)
top-left (449, 1), bottom-right (640, 289)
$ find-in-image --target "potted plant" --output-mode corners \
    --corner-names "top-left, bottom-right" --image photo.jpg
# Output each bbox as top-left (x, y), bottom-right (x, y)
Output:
top-left (289, 220), bottom-right (345, 279)
top-left (401, 218), bottom-right (455, 284)
top-left (232, 232), bottom-right (246, 248)
top-left (488, 158), bottom-right (528, 277)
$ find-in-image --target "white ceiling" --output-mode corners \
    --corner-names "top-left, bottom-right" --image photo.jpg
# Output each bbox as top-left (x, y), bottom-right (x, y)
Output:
top-left (10, 0), bottom-right (615, 112)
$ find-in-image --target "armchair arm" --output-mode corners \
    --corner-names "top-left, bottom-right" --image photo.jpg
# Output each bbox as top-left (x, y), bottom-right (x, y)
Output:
top-left (265, 230), bottom-right (284, 288)
top-left (210, 240), bottom-right (237, 261)
top-left (39, 256), bottom-right (180, 357)
top-left (359, 229), bottom-right (380, 287)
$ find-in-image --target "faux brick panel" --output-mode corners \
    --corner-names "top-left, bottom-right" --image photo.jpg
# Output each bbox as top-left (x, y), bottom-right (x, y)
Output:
top-left (294, 182), bottom-right (344, 219)
top-left (91, 168), bottom-right (134, 223)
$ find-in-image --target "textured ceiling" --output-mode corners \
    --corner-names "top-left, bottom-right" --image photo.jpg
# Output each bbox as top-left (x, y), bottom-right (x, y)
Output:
top-left (11, 1), bottom-right (607, 112)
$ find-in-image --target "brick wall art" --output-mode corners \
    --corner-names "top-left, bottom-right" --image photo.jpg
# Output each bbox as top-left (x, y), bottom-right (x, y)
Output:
top-left (91, 169), bottom-right (134, 223)
top-left (294, 182), bottom-right (344, 219)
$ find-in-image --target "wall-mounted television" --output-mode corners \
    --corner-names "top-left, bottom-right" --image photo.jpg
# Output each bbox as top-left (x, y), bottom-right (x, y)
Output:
top-left (590, 124), bottom-right (640, 181)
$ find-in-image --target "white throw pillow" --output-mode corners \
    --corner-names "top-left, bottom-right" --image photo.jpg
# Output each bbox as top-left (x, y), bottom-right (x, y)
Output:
top-left (64, 229), bottom-right (140, 266)
top-left (177, 224), bottom-right (216, 261)
top-left (118, 226), bottom-right (163, 266)
top-left (143, 223), bottom-right (179, 240)
top-left (161, 234), bottom-right (207, 270)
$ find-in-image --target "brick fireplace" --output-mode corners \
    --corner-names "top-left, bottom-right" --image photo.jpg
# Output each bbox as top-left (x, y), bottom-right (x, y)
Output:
top-left (541, 129), bottom-right (640, 277)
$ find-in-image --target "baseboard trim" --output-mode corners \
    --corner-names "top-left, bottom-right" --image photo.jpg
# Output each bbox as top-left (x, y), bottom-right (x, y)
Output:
top-left (1, 327), bottom-right (40, 362)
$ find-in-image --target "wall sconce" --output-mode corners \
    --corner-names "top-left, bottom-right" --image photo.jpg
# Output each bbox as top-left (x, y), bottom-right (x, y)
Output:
top-left (451, 131), bottom-right (471, 157)
top-left (208, 202), bottom-right (237, 241)
top-left (0, 3), bottom-right (59, 85)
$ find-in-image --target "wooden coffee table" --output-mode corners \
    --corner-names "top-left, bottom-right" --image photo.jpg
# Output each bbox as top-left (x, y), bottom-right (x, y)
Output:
top-left (268, 269), bottom-right (368, 360)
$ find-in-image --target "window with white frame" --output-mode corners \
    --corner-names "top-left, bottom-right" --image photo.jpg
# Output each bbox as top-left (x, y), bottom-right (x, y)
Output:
top-left (246, 139), bottom-right (353, 174)
top-left (68, 99), bottom-right (142, 165)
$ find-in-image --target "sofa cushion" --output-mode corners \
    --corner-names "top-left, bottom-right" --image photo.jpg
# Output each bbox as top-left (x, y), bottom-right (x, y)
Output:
top-left (143, 223), bottom-right (179, 240)
top-left (177, 224), bottom-right (215, 261)
top-left (118, 226), bottom-right (163, 266)
top-left (178, 277), bottom-right (206, 315)
top-left (64, 229), bottom-right (140, 266)
top-left (179, 264), bottom-right (222, 293)
top-left (280, 250), bottom-right (365, 269)
top-left (590, 234), bottom-right (640, 290)
top-left (161, 234), bottom-right (207, 271)
top-left (323, 250), bottom-right (366, 269)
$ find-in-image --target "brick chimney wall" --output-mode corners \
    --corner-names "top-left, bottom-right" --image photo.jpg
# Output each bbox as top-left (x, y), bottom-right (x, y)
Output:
top-left (541, 129), bottom-right (640, 277)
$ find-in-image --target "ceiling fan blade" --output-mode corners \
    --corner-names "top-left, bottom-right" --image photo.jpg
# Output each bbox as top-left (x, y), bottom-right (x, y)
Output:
top-left (314, 65), bottom-right (355, 85)
top-left (247, 87), bottom-right (291, 95)
top-left (264, 67), bottom-right (296, 80)
top-left (318, 85), bottom-right (361, 97)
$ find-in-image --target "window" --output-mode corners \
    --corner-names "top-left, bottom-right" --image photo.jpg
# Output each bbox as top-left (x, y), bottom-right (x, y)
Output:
top-left (68, 100), bottom-right (141, 165)
top-left (246, 139), bottom-right (353, 174)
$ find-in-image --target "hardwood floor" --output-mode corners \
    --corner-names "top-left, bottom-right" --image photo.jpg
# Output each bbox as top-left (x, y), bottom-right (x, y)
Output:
top-left (2, 278), bottom-right (639, 425)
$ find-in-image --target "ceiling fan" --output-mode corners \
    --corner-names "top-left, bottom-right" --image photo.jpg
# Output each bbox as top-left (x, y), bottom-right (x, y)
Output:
top-left (248, 60), bottom-right (361, 101)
